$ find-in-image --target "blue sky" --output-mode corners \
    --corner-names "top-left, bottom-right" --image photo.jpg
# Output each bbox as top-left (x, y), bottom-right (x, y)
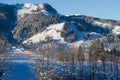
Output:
top-left (0, 0), bottom-right (120, 20)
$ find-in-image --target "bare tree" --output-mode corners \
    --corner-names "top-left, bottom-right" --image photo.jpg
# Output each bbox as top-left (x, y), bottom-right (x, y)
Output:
top-left (67, 47), bottom-right (78, 79)
top-left (35, 39), bottom-right (59, 80)
top-left (77, 45), bottom-right (84, 79)
top-left (114, 54), bottom-right (119, 80)
top-left (89, 39), bottom-right (108, 80)
top-left (109, 48), bottom-right (119, 80)
top-left (0, 36), bottom-right (7, 80)
top-left (35, 42), bottom-right (45, 80)
top-left (89, 39), bottom-right (100, 80)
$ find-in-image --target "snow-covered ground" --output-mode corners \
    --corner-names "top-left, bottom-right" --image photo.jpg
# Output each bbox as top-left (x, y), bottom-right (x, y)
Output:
top-left (6, 46), bottom-right (36, 63)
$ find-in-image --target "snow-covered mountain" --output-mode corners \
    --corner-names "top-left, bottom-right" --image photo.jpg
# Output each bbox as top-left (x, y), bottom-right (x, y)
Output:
top-left (22, 22), bottom-right (100, 48)
top-left (1, 3), bottom-right (120, 80)
top-left (17, 3), bottom-right (58, 18)
top-left (0, 3), bottom-right (120, 48)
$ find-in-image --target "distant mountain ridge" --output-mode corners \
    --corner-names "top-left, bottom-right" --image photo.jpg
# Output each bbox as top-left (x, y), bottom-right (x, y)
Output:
top-left (0, 3), bottom-right (120, 48)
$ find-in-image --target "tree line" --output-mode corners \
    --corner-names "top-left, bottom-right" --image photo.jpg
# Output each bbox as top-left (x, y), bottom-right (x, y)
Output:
top-left (34, 37), bottom-right (120, 80)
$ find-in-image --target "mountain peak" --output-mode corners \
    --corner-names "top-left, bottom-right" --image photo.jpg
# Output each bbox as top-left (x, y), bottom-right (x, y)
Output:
top-left (41, 3), bottom-right (57, 14)
top-left (17, 3), bottom-right (58, 17)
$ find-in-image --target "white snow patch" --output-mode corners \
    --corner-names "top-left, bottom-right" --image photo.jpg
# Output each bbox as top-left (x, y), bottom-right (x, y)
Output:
top-left (65, 14), bottom-right (81, 17)
top-left (112, 26), bottom-right (120, 34)
top-left (93, 21), bottom-right (112, 28)
top-left (89, 32), bottom-right (102, 39)
top-left (23, 22), bottom-right (65, 44)
top-left (8, 47), bottom-right (24, 53)
top-left (8, 47), bottom-right (33, 55)
top-left (18, 3), bottom-right (37, 17)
